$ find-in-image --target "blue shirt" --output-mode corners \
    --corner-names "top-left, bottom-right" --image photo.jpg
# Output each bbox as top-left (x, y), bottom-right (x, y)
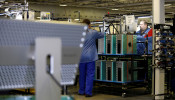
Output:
top-left (80, 29), bottom-right (105, 63)
top-left (136, 28), bottom-right (150, 35)
top-left (136, 28), bottom-right (152, 55)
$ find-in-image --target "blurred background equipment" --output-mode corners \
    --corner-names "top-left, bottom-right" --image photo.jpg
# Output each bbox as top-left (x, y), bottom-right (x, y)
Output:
top-left (0, 19), bottom-right (85, 100)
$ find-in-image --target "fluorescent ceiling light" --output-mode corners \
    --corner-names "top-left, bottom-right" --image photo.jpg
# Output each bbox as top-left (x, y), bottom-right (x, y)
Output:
top-left (91, 22), bottom-right (103, 24)
top-left (111, 9), bottom-right (119, 10)
top-left (138, 16), bottom-right (152, 18)
top-left (168, 12), bottom-right (175, 14)
top-left (74, 19), bottom-right (79, 21)
top-left (164, 4), bottom-right (171, 6)
top-left (60, 4), bottom-right (67, 6)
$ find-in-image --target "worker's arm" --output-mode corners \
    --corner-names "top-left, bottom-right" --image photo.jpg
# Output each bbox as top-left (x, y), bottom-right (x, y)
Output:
top-left (95, 31), bottom-right (105, 39)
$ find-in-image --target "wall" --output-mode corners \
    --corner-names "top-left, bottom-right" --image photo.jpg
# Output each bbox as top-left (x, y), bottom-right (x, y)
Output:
top-left (29, 3), bottom-right (118, 21)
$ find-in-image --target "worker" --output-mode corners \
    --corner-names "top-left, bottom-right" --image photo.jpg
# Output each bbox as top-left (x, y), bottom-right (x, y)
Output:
top-left (136, 20), bottom-right (150, 35)
top-left (78, 19), bottom-right (105, 97)
top-left (136, 20), bottom-right (152, 55)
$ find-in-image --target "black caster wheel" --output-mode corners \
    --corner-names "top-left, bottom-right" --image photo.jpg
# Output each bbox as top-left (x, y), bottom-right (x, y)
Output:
top-left (122, 93), bottom-right (126, 98)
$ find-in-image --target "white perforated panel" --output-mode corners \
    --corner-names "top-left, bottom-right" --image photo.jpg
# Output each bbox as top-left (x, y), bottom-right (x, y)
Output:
top-left (0, 65), bottom-right (35, 90)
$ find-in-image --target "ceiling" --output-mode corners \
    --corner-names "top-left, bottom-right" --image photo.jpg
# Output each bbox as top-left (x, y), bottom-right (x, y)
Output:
top-left (3, 0), bottom-right (175, 18)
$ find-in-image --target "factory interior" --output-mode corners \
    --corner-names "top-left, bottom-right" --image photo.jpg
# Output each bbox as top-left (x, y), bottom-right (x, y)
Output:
top-left (0, 0), bottom-right (175, 100)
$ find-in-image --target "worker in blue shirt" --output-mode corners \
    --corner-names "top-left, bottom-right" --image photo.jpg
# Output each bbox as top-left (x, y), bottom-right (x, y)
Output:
top-left (136, 20), bottom-right (152, 55)
top-left (78, 19), bottom-right (105, 97)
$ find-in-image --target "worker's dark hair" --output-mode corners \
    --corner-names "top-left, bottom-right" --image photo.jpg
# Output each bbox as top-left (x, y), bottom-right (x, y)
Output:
top-left (82, 19), bottom-right (90, 25)
top-left (140, 20), bottom-right (148, 25)
top-left (144, 21), bottom-right (148, 25)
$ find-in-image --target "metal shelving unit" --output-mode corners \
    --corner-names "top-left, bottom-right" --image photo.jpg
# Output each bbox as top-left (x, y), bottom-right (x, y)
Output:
top-left (153, 24), bottom-right (175, 99)
top-left (94, 54), bottom-right (151, 98)
top-left (94, 15), bottom-right (152, 97)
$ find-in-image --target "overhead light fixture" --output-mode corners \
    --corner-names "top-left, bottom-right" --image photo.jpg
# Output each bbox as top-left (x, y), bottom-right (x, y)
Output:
top-left (164, 4), bottom-right (171, 6)
top-left (4, 8), bottom-right (9, 12)
top-left (111, 9), bottom-right (119, 10)
top-left (169, 12), bottom-right (175, 14)
top-left (138, 16), bottom-right (152, 18)
top-left (74, 19), bottom-right (79, 21)
top-left (60, 4), bottom-right (67, 6)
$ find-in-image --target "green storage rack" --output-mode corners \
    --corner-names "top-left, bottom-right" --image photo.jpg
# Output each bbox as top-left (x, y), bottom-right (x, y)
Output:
top-left (106, 34), bottom-right (116, 54)
top-left (95, 60), bottom-right (106, 81)
top-left (106, 61), bottom-right (116, 81)
top-left (116, 34), bottom-right (137, 54)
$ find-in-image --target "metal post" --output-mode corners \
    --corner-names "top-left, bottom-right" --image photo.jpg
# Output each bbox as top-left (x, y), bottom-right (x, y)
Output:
top-left (35, 38), bottom-right (62, 100)
top-left (152, 0), bottom-right (165, 99)
top-left (78, 11), bottom-right (80, 22)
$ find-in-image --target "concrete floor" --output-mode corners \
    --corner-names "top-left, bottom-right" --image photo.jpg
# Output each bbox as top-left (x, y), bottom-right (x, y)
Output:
top-left (67, 84), bottom-right (153, 100)
top-left (73, 94), bottom-right (152, 100)
top-left (1, 86), bottom-right (175, 100)
top-left (1, 82), bottom-right (175, 100)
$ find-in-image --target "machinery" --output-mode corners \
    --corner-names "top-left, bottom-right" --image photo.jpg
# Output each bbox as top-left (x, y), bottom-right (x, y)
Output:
top-left (0, 19), bottom-right (86, 100)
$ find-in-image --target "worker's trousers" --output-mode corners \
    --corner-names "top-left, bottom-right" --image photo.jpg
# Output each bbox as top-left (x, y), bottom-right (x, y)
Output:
top-left (78, 61), bottom-right (95, 96)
